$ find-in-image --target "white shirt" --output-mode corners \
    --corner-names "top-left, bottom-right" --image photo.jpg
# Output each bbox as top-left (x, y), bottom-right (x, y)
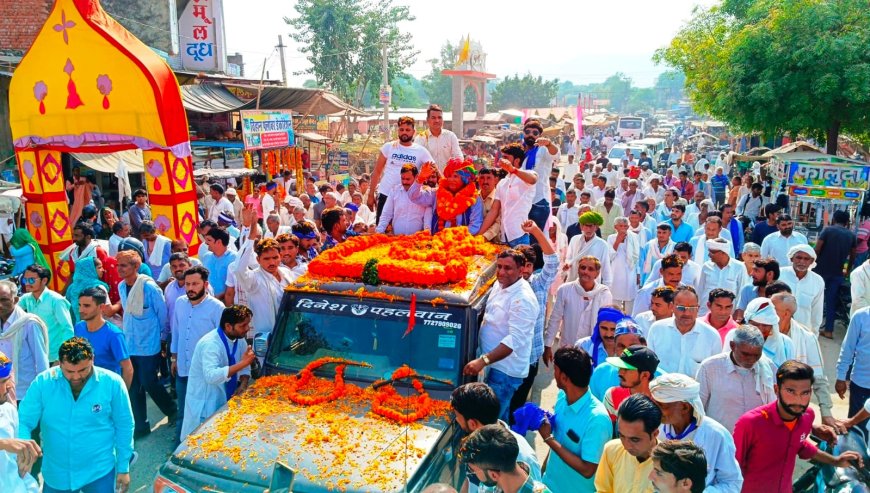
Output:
top-left (779, 267), bottom-right (824, 334)
top-left (376, 184), bottom-right (432, 235)
top-left (647, 258), bottom-right (703, 289)
top-left (565, 234), bottom-right (613, 285)
top-left (642, 185), bottom-right (665, 203)
top-left (634, 311), bottom-right (658, 337)
top-left (669, 417), bottom-right (743, 492)
top-left (108, 234), bottom-right (123, 256)
top-left (556, 203), bottom-right (580, 231)
top-left (494, 172), bottom-right (537, 243)
top-left (647, 317), bottom-right (722, 376)
top-left (760, 232), bottom-right (809, 266)
top-left (523, 146), bottom-right (557, 205)
top-left (414, 129), bottom-right (462, 172)
top-left (691, 234), bottom-right (733, 265)
top-left (479, 279), bottom-right (539, 379)
top-left (546, 282), bottom-right (613, 348)
top-left (377, 141), bottom-right (434, 196)
top-left (234, 239), bottom-right (297, 336)
top-left (697, 352), bottom-right (777, 432)
top-left (209, 197), bottom-right (234, 222)
top-left (698, 259), bottom-right (750, 315)
top-left (356, 204), bottom-right (376, 226)
top-left (261, 193), bottom-right (277, 216)
top-left (263, 225), bottom-right (292, 239)
top-left (180, 329), bottom-right (251, 439)
top-left (850, 261), bottom-right (870, 316)
top-left (0, 402), bottom-right (39, 493)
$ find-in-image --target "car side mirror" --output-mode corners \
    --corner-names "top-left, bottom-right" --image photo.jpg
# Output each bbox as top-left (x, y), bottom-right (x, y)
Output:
top-left (253, 334), bottom-right (269, 358)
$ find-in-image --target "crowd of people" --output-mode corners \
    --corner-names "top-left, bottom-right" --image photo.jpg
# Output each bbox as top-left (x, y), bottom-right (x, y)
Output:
top-left (1, 104), bottom-right (869, 493)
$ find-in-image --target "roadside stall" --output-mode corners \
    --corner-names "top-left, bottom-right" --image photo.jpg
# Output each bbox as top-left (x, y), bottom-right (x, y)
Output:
top-left (767, 151), bottom-right (870, 240)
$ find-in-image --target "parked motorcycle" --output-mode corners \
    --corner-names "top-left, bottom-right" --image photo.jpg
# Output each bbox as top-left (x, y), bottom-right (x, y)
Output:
top-left (793, 428), bottom-right (870, 493)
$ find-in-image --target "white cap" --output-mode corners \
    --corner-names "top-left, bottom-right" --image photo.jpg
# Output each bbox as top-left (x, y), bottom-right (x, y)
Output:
top-left (225, 187), bottom-right (237, 196)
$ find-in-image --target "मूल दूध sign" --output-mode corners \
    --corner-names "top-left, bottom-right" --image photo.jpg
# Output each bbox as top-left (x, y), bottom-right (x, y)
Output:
top-left (239, 110), bottom-right (294, 151)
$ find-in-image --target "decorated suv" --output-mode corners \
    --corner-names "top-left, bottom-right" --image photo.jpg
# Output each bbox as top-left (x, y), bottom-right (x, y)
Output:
top-left (154, 228), bottom-right (499, 493)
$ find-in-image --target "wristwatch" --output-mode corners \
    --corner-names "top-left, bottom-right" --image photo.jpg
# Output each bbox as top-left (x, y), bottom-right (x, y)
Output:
top-left (481, 354), bottom-right (491, 366)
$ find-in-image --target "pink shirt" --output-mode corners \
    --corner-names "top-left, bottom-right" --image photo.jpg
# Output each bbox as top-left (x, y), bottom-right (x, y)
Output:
top-left (856, 219), bottom-right (870, 254)
top-left (700, 313), bottom-right (738, 344)
top-left (734, 401), bottom-right (818, 493)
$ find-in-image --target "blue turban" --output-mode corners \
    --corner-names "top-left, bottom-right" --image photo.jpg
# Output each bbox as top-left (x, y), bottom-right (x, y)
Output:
top-left (0, 353), bottom-right (11, 379)
top-left (590, 307), bottom-right (626, 368)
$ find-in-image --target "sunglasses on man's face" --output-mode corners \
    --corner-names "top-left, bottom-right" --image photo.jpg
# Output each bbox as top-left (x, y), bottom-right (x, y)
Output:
top-left (21, 277), bottom-right (38, 285)
top-left (675, 305), bottom-right (699, 312)
top-left (524, 129), bottom-right (541, 137)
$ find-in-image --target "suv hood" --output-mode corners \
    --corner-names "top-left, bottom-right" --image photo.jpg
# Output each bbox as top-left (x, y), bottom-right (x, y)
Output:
top-left (162, 386), bottom-right (453, 492)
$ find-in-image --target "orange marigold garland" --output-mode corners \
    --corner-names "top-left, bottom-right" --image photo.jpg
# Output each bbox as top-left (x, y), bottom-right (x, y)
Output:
top-left (286, 357), bottom-right (371, 406)
top-left (370, 365), bottom-right (435, 424)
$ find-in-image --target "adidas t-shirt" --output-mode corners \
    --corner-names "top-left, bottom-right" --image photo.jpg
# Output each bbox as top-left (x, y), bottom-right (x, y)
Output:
top-left (377, 141), bottom-right (434, 197)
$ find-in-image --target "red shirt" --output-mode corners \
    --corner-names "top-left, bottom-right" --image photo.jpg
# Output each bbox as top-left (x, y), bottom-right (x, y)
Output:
top-left (733, 400), bottom-right (819, 492)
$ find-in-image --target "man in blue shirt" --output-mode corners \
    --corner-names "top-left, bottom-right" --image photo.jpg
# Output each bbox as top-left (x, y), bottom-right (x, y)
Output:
top-left (666, 204), bottom-right (694, 244)
top-left (170, 265), bottom-right (224, 444)
top-left (537, 347), bottom-right (612, 493)
top-left (201, 227), bottom-right (239, 305)
top-left (509, 221), bottom-right (560, 420)
top-left (116, 250), bottom-right (175, 438)
top-left (19, 337), bottom-right (134, 493)
top-left (74, 286), bottom-right (132, 387)
top-left (836, 306), bottom-right (870, 431)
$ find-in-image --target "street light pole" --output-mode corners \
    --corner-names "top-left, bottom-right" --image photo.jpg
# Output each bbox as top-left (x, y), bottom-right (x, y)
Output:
top-left (381, 42), bottom-right (390, 141)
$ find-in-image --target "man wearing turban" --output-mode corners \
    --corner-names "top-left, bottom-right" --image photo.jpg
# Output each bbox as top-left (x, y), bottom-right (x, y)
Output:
top-left (565, 211), bottom-right (613, 285)
top-left (650, 373), bottom-right (743, 492)
top-left (778, 244), bottom-right (824, 336)
top-left (408, 158), bottom-right (484, 234)
top-left (697, 238), bottom-right (750, 316)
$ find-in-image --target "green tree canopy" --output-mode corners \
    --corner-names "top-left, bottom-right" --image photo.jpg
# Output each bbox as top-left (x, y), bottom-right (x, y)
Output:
top-left (655, 0), bottom-right (870, 154)
top-left (491, 74), bottom-right (559, 110)
top-left (286, 0), bottom-right (418, 108)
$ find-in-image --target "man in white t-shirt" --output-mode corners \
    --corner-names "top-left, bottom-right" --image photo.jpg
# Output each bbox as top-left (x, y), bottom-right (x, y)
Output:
top-left (520, 120), bottom-right (559, 230)
top-left (207, 184), bottom-right (234, 222)
top-left (369, 116), bottom-right (435, 223)
top-left (414, 104), bottom-right (462, 173)
top-left (478, 143), bottom-right (538, 246)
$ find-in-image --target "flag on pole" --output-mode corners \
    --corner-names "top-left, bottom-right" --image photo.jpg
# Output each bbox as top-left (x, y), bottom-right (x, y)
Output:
top-left (576, 95), bottom-right (584, 141)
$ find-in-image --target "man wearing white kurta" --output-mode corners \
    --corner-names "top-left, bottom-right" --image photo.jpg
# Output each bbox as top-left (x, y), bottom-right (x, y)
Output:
top-left (647, 287), bottom-right (722, 377)
top-left (850, 258), bottom-right (870, 316)
top-left (770, 293), bottom-right (837, 428)
top-left (565, 211), bottom-right (612, 284)
top-left (760, 216), bottom-right (808, 267)
top-left (414, 105), bottom-right (462, 173)
top-left (778, 244), bottom-right (824, 335)
top-left (647, 244), bottom-right (702, 289)
top-left (180, 306), bottom-right (255, 440)
top-left (235, 212), bottom-right (297, 338)
top-left (698, 238), bottom-right (750, 316)
top-left (638, 224), bottom-right (676, 286)
top-left (546, 257), bottom-right (613, 353)
top-left (691, 217), bottom-right (732, 265)
top-left (650, 374), bottom-right (744, 492)
top-left (607, 218), bottom-right (639, 313)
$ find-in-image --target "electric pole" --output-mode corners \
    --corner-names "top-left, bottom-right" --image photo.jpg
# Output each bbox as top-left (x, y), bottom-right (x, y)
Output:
top-left (276, 35), bottom-right (288, 87)
top-left (381, 42), bottom-right (390, 140)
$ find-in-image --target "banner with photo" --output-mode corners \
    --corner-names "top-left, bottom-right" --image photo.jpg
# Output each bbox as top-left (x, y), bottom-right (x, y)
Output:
top-left (240, 110), bottom-right (294, 151)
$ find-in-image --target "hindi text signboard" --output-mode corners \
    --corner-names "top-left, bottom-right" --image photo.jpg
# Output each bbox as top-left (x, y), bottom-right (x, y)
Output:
top-left (240, 110), bottom-right (294, 151)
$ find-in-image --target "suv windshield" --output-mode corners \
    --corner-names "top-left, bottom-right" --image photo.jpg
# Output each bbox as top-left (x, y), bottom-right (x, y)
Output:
top-left (608, 147), bottom-right (644, 161)
top-left (267, 295), bottom-right (466, 390)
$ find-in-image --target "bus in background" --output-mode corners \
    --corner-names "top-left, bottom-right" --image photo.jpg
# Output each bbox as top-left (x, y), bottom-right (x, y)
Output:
top-left (617, 116), bottom-right (645, 140)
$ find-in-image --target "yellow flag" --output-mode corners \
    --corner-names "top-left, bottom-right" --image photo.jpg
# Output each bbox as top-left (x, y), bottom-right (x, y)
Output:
top-left (456, 35), bottom-right (471, 67)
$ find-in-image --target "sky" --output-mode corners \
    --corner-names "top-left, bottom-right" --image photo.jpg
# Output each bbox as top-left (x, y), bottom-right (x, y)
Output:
top-left (222, 0), bottom-right (717, 89)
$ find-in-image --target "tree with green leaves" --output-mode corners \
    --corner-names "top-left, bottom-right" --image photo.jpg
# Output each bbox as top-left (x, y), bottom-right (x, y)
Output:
top-left (286, 0), bottom-right (419, 108)
top-left (655, 0), bottom-right (870, 154)
top-left (490, 74), bottom-right (559, 110)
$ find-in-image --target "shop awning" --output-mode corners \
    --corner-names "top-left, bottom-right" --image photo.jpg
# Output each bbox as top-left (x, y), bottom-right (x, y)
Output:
top-left (180, 84), bottom-right (246, 114)
top-left (228, 84), bottom-right (368, 116)
top-left (296, 132), bottom-right (333, 144)
top-left (72, 150), bottom-right (145, 173)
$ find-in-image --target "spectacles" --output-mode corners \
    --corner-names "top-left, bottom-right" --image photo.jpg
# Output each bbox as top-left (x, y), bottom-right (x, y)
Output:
top-left (524, 129), bottom-right (541, 137)
top-left (21, 277), bottom-right (38, 285)
top-left (675, 305), bottom-right (699, 312)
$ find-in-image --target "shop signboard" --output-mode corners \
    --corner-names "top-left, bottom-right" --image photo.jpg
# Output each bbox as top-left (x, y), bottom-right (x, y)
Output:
top-left (178, 0), bottom-right (227, 72)
top-left (328, 150), bottom-right (350, 173)
top-left (788, 186), bottom-right (863, 200)
top-left (240, 110), bottom-right (294, 151)
top-left (786, 160), bottom-right (870, 191)
top-left (296, 116), bottom-right (328, 133)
